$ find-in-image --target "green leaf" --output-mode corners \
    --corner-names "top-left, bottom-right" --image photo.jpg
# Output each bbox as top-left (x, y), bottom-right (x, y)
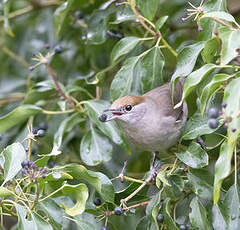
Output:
top-left (111, 36), bottom-right (141, 62)
top-left (182, 110), bottom-right (219, 140)
top-left (212, 184), bottom-right (240, 230)
top-left (0, 186), bottom-right (15, 197)
top-left (84, 100), bottom-right (128, 150)
top-left (65, 164), bottom-right (114, 203)
top-left (84, 8), bottom-right (115, 44)
top-left (163, 198), bottom-right (179, 230)
top-left (3, 0), bottom-right (14, 37)
top-left (213, 141), bottom-right (233, 204)
top-left (110, 46), bottom-right (165, 101)
top-left (156, 170), bottom-right (171, 188)
top-left (219, 27), bottom-right (240, 65)
top-left (200, 73), bottom-right (233, 114)
top-left (176, 142), bottom-right (208, 168)
top-left (136, 0), bottom-right (159, 20)
top-left (80, 127), bottom-right (113, 166)
top-left (176, 64), bottom-right (216, 107)
top-left (49, 113), bottom-right (84, 156)
top-left (36, 199), bottom-right (66, 230)
top-left (201, 11), bottom-right (237, 24)
top-left (214, 77), bottom-right (240, 203)
top-left (61, 183), bottom-right (88, 216)
top-left (171, 41), bottom-right (205, 91)
top-left (145, 191), bottom-right (162, 230)
top-left (155, 16), bottom-right (168, 30)
top-left (189, 197), bottom-right (211, 230)
top-left (0, 105), bottom-right (41, 133)
top-left (1, 143), bottom-right (26, 185)
top-left (111, 4), bottom-right (136, 24)
top-left (223, 77), bottom-right (240, 143)
top-left (53, 0), bottom-right (74, 37)
top-left (201, 37), bottom-right (220, 63)
top-left (16, 203), bottom-right (53, 230)
top-left (188, 168), bottom-right (213, 200)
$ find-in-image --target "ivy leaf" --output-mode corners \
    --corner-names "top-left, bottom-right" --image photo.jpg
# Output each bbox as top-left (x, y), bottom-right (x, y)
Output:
top-left (1, 143), bottom-right (26, 185)
top-left (61, 183), bottom-right (89, 216)
top-left (189, 197), bottom-right (211, 230)
top-left (65, 164), bottom-right (114, 203)
top-left (219, 27), bottom-right (240, 65)
top-left (110, 46), bottom-right (165, 101)
top-left (80, 127), bottom-right (113, 166)
top-left (201, 37), bottom-right (220, 64)
top-left (171, 41), bottom-right (205, 91)
top-left (163, 198), bottom-right (179, 230)
top-left (201, 11), bottom-right (238, 24)
top-left (111, 36), bottom-right (141, 63)
top-left (84, 100), bottom-right (128, 150)
top-left (200, 73), bottom-right (234, 114)
top-left (53, 0), bottom-right (74, 37)
top-left (212, 185), bottom-right (240, 230)
top-left (182, 110), bottom-right (219, 140)
top-left (49, 113), bottom-right (84, 156)
top-left (136, 0), bottom-right (159, 20)
top-left (155, 16), bottom-right (168, 30)
top-left (16, 203), bottom-right (53, 230)
top-left (176, 142), bottom-right (208, 168)
top-left (0, 105), bottom-right (41, 133)
top-left (188, 168), bottom-right (213, 200)
top-left (214, 77), bottom-right (240, 203)
top-left (176, 64), bottom-right (216, 107)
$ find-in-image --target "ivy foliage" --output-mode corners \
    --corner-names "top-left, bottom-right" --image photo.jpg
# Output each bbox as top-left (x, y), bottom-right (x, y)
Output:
top-left (0, 0), bottom-right (240, 229)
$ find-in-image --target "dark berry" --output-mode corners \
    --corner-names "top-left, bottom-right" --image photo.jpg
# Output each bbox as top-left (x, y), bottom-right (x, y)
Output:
top-left (54, 45), bottom-right (63, 54)
top-left (39, 122), bottom-right (48, 130)
top-left (21, 160), bottom-right (29, 168)
top-left (208, 108), bottom-right (219, 118)
top-left (0, 134), bottom-right (2, 141)
top-left (75, 11), bottom-right (84, 19)
top-left (101, 227), bottom-right (108, 230)
top-left (114, 206), bottom-right (123, 216)
top-left (32, 127), bottom-right (38, 134)
top-left (221, 102), bottom-right (227, 108)
top-left (25, 148), bottom-right (29, 152)
top-left (232, 128), bottom-right (237, 132)
top-left (157, 213), bottom-right (164, 223)
top-left (93, 197), bottom-right (101, 206)
top-left (21, 168), bottom-right (27, 175)
top-left (37, 129), bottom-right (45, 137)
top-left (28, 161), bottom-right (35, 169)
top-left (208, 118), bottom-right (219, 129)
top-left (179, 224), bottom-right (187, 230)
top-left (99, 113), bottom-right (107, 122)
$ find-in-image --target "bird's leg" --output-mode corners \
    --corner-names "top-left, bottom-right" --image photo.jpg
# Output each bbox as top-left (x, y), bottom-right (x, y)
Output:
top-left (120, 152), bottom-right (160, 207)
top-left (150, 151), bottom-right (160, 182)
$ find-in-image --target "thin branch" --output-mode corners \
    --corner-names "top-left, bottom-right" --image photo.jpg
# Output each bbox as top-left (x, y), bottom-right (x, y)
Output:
top-left (42, 109), bottom-right (75, 115)
top-left (45, 63), bottom-right (75, 107)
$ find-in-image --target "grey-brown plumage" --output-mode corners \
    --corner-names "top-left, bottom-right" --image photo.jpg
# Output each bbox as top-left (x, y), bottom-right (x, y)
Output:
top-left (100, 79), bottom-right (188, 152)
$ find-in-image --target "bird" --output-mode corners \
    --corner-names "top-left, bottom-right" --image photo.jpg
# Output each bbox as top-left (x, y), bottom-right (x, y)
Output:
top-left (99, 78), bottom-right (188, 154)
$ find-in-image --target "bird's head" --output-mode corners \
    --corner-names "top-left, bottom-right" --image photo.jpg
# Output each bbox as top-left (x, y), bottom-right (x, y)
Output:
top-left (99, 95), bottom-right (147, 124)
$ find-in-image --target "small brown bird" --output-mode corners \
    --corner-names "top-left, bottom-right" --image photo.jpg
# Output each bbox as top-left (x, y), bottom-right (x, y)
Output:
top-left (99, 79), bottom-right (188, 153)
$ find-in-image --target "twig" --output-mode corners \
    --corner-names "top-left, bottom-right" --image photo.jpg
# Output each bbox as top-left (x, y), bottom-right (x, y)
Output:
top-left (44, 63), bottom-right (75, 107)
top-left (2, 46), bottom-right (29, 68)
top-left (42, 109), bottom-right (75, 115)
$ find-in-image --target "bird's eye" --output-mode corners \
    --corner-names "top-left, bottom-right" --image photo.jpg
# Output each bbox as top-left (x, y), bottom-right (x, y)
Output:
top-left (125, 105), bottom-right (132, 111)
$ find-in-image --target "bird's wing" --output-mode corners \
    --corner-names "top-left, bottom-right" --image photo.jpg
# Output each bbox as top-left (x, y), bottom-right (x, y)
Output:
top-left (143, 79), bottom-right (185, 121)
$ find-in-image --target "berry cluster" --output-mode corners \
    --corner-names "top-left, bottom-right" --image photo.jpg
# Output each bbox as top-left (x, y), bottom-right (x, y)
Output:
top-left (21, 160), bottom-right (48, 182)
top-left (208, 102), bottom-right (237, 132)
top-left (32, 122), bottom-right (48, 137)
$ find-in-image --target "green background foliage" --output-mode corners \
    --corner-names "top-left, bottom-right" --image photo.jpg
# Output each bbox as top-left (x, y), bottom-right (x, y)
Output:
top-left (0, 0), bottom-right (240, 229)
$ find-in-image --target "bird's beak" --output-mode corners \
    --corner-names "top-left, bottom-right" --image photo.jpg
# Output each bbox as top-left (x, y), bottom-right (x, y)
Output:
top-left (98, 108), bottom-right (124, 122)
